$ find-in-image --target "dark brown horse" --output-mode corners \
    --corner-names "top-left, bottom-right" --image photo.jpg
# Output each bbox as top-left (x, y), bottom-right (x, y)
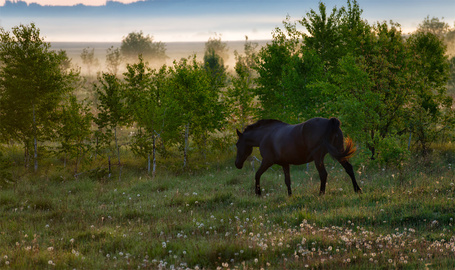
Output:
top-left (235, 117), bottom-right (362, 196)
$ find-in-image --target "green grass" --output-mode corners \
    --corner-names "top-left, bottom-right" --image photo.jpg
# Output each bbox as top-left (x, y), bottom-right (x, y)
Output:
top-left (1, 153), bottom-right (455, 269)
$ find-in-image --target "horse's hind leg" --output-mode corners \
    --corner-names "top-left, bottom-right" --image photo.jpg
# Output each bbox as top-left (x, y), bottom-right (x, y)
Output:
top-left (255, 161), bottom-right (272, 196)
top-left (339, 160), bottom-right (362, 193)
top-left (282, 164), bottom-right (292, 196)
top-left (315, 159), bottom-right (328, 195)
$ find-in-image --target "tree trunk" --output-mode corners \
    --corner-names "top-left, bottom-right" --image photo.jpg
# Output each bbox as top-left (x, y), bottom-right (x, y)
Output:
top-left (108, 155), bottom-right (112, 178)
top-left (147, 153), bottom-right (151, 175)
top-left (33, 105), bottom-right (38, 172)
top-left (114, 127), bottom-right (120, 166)
top-left (183, 123), bottom-right (189, 168)
top-left (152, 134), bottom-right (156, 178)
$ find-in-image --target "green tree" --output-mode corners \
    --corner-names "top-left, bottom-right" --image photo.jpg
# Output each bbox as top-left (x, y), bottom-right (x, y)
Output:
top-left (0, 23), bottom-right (79, 171)
top-left (326, 21), bottom-right (415, 162)
top-left (227, 37), bottom-right (259, 131)
top-left (299, 2), bottom-right (344, 71)
top-left (120, 31), bottom-right (167, 63)
top-left (93, 73), bottom-right (127, 170)
top-left (255, 19), bottom-right (327, 122)
top-left (167, 56), bottom-right (225, 167)
top-left (406, 31), bottom-right (452, 153)
top-left (56, 95), bottom-right (93, 174)
top-left (123, 56), bottom-right (169, 176)
top-left (204, 48), bottom-right (226, 90)
top-left (255, 19), bottom-right (300, 120)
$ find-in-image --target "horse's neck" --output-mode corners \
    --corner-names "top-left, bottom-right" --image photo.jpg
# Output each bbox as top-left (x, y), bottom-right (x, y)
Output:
top-left (245, 129), bottom-right (268, 147)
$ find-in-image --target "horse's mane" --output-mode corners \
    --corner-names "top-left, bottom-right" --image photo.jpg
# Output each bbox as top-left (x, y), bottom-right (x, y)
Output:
top-left (244, 119), bottom-right (285, 132)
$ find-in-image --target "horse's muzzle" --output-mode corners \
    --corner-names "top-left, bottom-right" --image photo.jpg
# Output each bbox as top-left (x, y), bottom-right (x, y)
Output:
top-left (235, 161), bottom-right (243, 169)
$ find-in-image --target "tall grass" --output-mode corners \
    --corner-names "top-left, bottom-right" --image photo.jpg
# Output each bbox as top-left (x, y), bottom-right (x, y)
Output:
top-left (0, 149), bottom-right (454, 269)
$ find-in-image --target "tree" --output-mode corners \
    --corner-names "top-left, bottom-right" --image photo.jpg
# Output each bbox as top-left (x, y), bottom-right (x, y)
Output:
top-left (167, 56), bottom-right (225, 167)
top-left (0, 23), bottom-right (79, 171)
top-left (255, 18), bottom-right (327, 122)
top-left (204, 47), bottom-right (226, 90)
top-left (123, 56), bottom-right (169, 176)
top-left (120, 31), bottom-right (167, 63)
top-left (299, 1), bottom-right (344, 71)
top-left (106, 46), bottom-right (123, 75)
top-left (406, 31), bottom-right (452, 153)
top-left (56, 95), bottom-right (93, 174)
top-left (226, 37), bottom-right (259, 131)
top-left (93, 73), bottom-right (127, 172)
top-left (204, 34), bottom-right (230, 64)
top-left (255, 19), bottom-right (300, 120)
top-left (417, 16), bottom-right (450, 39)
top-left (255, 0), bottom-right (454, 163)
top-left (80, 47), bottom-right (99, 75)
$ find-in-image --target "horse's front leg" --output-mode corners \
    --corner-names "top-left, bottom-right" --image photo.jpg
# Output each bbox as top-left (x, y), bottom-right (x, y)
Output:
top-left (255, 161), bottom-right (272, 196)
top-left (282, 164), bottom-right (292, 196)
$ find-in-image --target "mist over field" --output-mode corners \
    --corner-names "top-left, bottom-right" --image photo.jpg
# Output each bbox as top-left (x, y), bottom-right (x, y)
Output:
top-left (51, 40), bottom-right (269, 75)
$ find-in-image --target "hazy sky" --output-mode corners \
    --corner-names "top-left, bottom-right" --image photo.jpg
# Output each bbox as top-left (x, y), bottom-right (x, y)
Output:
top-left (0, 0), bottom-right (143, 5)
top-left (1, 0), bottom-right (454, 42)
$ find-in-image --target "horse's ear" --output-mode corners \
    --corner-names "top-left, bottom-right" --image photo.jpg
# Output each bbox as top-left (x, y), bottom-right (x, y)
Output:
top-left (236, 129), bottom-right (242, 137)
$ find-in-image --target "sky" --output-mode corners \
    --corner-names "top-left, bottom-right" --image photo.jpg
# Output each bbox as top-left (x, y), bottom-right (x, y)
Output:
top-left (1, 0), bottom-right (454, 43)
top-left (0, 0), bottom-right (143, 5)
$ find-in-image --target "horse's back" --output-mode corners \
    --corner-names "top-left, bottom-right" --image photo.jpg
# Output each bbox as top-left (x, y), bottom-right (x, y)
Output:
top-left (260, 119), bottom-right (324, 164)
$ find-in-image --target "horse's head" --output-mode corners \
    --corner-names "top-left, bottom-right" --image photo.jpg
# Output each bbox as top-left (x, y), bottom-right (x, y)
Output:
top-left (235, 129), bottom-right (253, 169)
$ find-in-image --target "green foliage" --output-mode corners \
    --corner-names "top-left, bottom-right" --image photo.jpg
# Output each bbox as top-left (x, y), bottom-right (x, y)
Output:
top-left (226, 37), bottom-right (259, 131)
top-left (123, 56), bottom-right (170, 174)
top-left (255, 0), bottom-right (453, 163)
top-left (120, 31), bottom-right (167, 63)
top-left (0, 23), bottom-right (79, 169)
top-left (93, 73), bottom-right (127, 164)
top-left (55, 95), bottom-right (93, 174)
top-left (255, 18), bottom-right (329, 122)
top-left (203, 48), bottom-right (226, 89)
top-left (167, 56), bottom-right (226, 166)
top-left (254, 19), bottom-right (301, 120)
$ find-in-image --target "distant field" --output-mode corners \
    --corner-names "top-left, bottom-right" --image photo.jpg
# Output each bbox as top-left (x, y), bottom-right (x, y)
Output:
top-left (51, 40), bottom-right (269, 75)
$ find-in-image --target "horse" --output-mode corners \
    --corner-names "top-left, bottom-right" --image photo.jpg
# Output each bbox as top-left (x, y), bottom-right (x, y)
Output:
top-left (235, 117), bottom-right (362, 196)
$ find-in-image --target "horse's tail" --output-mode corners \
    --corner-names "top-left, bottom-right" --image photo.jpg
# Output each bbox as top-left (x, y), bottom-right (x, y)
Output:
top-left (323, 118), bottom-right (356, 161)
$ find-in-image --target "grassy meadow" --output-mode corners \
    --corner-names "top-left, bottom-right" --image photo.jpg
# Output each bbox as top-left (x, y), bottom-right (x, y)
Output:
top-left (1, 146), bottom-right (455, 269)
